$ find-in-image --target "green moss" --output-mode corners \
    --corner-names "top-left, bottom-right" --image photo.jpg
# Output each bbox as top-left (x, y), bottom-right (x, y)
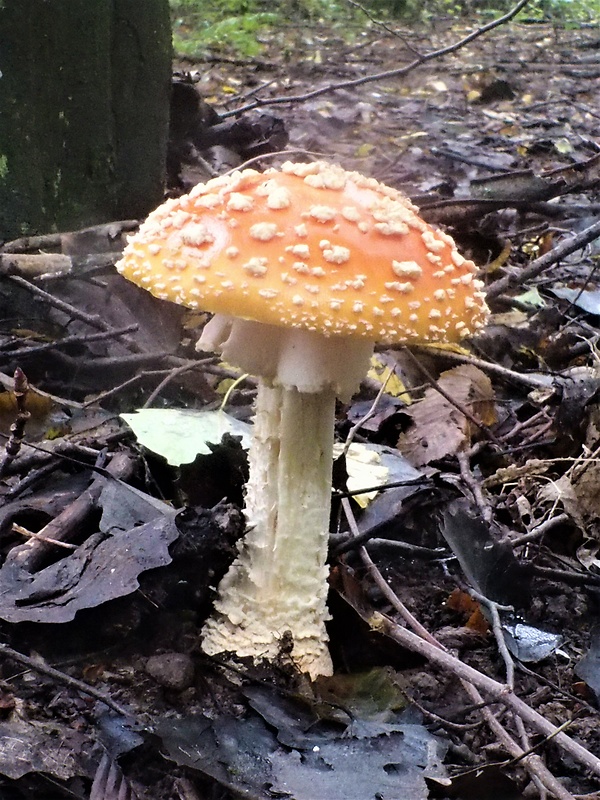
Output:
top-left (0, 155), bottom-right (8, 180)
top-left (169, 0), bottom-right (355, 56)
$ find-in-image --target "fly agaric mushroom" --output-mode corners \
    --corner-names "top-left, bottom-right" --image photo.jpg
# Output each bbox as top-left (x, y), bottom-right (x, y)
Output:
top-left (116, 160), bottom-right (488, 678)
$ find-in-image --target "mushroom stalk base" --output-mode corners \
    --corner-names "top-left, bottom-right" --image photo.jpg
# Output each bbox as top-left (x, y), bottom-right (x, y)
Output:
top-left (201, 381), bottom-right (336, 678)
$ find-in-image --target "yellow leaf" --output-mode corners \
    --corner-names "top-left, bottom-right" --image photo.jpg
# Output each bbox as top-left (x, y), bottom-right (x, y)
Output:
top-left (333, 442), bottom-right (389, 508)
top-left (368, 355), bottom-right (410, 402)
top-left (355, 142), bottom-right (375, 158)
top-left (554, 137), bottom-right (573, 155)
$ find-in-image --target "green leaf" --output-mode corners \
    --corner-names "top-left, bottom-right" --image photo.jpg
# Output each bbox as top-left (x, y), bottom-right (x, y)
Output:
top-left (121, 408), bottom-right (251, 466)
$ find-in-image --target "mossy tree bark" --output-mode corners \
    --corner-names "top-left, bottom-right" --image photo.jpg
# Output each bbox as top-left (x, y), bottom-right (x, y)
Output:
top-left (0, 0), bottom-right (172, 241)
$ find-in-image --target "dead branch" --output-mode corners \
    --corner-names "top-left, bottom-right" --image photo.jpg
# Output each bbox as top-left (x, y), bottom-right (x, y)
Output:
top-left (7, 274), bottom-right (126, 334)
top-left (6, 450), bottom-right (136, 572)
top-left (219, 0), bottom-right (531, 118)
top-left (0, 642), bottom-right (133, 718)
top-left (0, 220), bottom-right (139, 255)
top-left (407, 346), bottom-right (554, 391)
top-left (3, 325), bottom-right (139, 359)
top-left (0, 253), bottom-right (72, 277)
top-left (486, 218), bottom-right (600, 300)
top-left (341, 499), bottom-right (580, 799)
top-left (346, 600), bottom-right (600, 780)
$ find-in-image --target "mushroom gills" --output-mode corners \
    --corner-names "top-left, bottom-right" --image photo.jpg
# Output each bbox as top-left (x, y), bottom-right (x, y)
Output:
top-left (198, 314), bottom-right (374, 399)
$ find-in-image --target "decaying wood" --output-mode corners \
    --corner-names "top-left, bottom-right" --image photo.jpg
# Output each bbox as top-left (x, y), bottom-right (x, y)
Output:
top-left (0, 253), bottom-right (72, 277)
top-left (7, 451), bottom-right (136, 572)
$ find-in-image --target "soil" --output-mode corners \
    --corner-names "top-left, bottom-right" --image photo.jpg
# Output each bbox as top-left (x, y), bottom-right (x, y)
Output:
top-left (1, 11), bottom-right (600, 800)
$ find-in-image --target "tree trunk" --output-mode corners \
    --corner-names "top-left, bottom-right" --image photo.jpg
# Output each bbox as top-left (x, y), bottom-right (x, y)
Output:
top-left (0, 0), bottom-right (172, 241)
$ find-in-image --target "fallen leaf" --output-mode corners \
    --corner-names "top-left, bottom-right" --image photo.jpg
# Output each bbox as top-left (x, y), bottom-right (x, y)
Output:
top-left (502, 622), bottom-right (563, 663)
top-left (575, 626), bottom-right (600, 702)
top-left (0, 719), bottom-right (94, 780)
top-left (157, 702), bottom-right (447, 800)
top-left (441, 499), bottom-right (530, 608)
top-left (0, 482), bottom-right (179, 623)
top-left (121, 408), bottom-right (251, 466)
top-left (397, 365), bottom-right (496, 466)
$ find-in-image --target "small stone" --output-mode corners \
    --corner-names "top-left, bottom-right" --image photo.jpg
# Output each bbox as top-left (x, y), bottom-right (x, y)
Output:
top-left (145, 653), bottom-right (194, 691)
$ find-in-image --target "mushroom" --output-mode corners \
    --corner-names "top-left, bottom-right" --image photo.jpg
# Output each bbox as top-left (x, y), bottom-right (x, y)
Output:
top-left (116, 160), bottom-right (489, 678)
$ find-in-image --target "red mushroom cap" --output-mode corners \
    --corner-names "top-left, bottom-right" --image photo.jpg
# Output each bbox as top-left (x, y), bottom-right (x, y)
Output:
top-left (117, 161), bottom-right (488, 344)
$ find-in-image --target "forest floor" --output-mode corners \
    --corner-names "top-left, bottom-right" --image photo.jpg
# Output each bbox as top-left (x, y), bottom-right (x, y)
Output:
top-left (1, 10), bottom-right (600, 800)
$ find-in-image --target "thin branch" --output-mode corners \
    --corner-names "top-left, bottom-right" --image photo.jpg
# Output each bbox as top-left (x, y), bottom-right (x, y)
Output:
top-left (457, 450), bottom-right (493, 523)
top-left (486, 217), bottom-right (600, 300)
top-left (340, 500), bottom-right (579, 798)
top-left (219, 0), bottom-right (531, 118)
top-left (406, 346), bottom-right (554, 391)
top-left (0, 642), bottom-right (134, 718)
top-left (3, 324), bottom-right (139, 358)
top-left (345, 0), bottom-right (422, 55)
top-left (511, 512), bottom-right (570, 547)
top-left (363, 607), bottom-right (600, 779)
top-left (8, 274), bottom-right (124, 335)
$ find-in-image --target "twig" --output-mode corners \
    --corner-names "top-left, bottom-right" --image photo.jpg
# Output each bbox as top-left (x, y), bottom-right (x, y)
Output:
top-left (0, 642), bottom-right (134, 718)
top-left (219, 0), bottom-right (531, 118)
top-left (486, 218), bottom-right (600, 300)
top-left (2, 324), bottom-right (139, 358)
top-left (142, 362), bottom-right (207, 408)
top-left (331, 533), bottom-right (445, 559)
top-left (364, 607), bottom-right (600, 778)
top-left (511, 513), bottom-right (570, 547)
top-left (341, 498), bottom-right (439, 645)
top-left (344, 0), bottom-right (422, 56)
top-left (468, 587), bottom-right (515, 687)
top-left (531, 565), bottom-right (600, 588)
top-left (81, 358), bottom-right (242, 408)
top-left (339, 500), bottom-right (581, 798)
top-left (407, 346), bottom-right (554, 391)
top-left (8, 274), bottom-right (126, 335)
top-left (12, 522), bottom-right (78, 550)
top-left (457, 450), bottom-right (493, 523)
top-left (458, 678), bottom-right (576, 800)
top-left (0, 368), bottom-right (31, 477)
top-left (342, 369), bottom-right (392, 456)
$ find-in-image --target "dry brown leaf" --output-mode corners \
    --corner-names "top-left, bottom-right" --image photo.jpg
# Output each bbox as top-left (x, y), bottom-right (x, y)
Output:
top-left (445, 589), bottom-right (489, 634)
top-left (397, 365), bottom-right (496, 466)
top-left (570, 460), bottom-right (600, 520)
top-left (538, 474), bottom-right (585, 528)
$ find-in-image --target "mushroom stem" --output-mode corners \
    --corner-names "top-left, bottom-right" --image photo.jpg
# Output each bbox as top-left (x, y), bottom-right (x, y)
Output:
top-left (202, 380), bottom-right (336, 678)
